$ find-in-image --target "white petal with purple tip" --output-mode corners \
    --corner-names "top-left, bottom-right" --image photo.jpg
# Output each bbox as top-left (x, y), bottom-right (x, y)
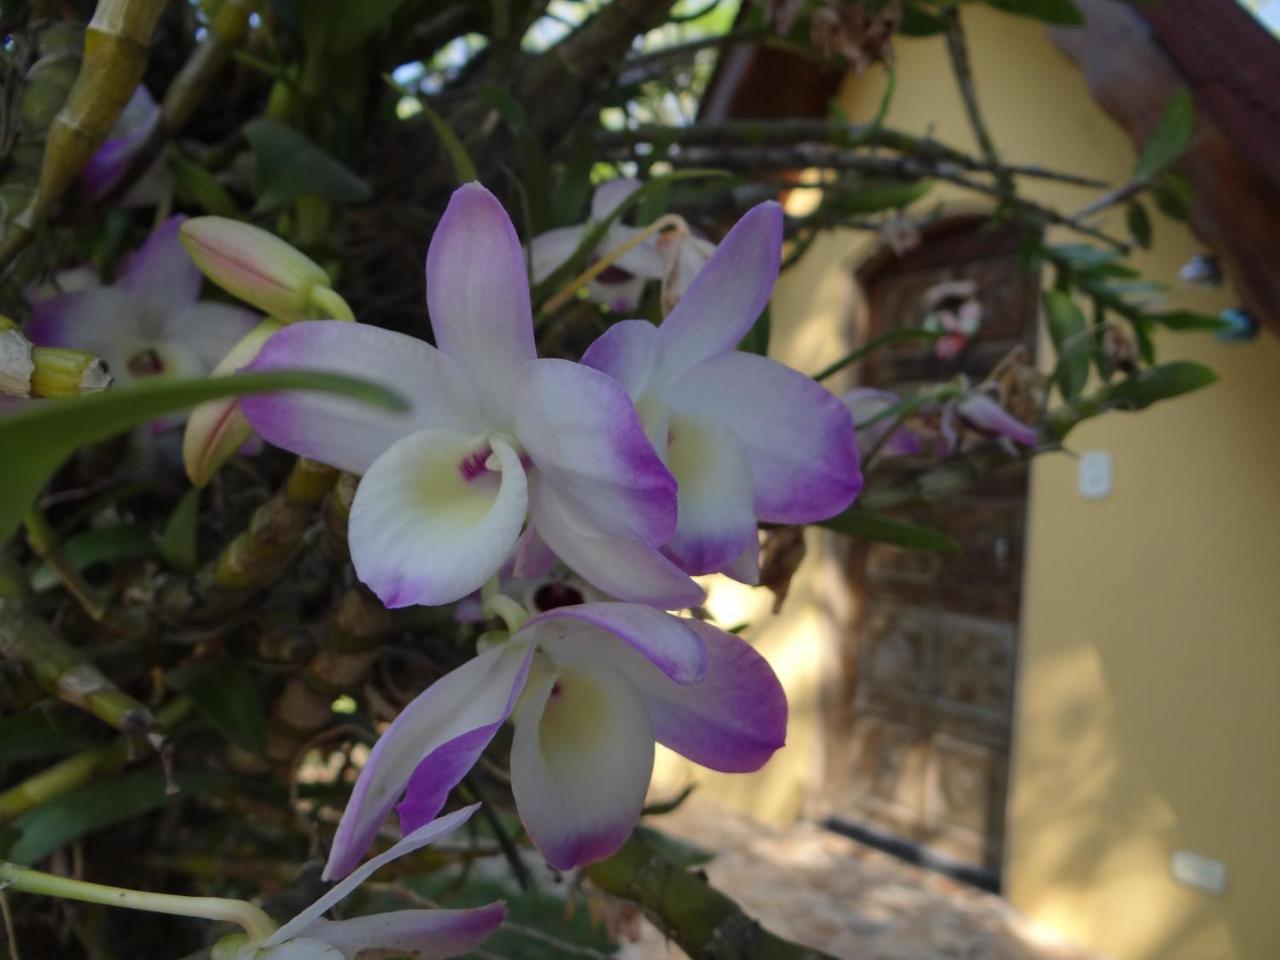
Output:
top-left (118, 216), bottom-right (202, 317)
top-left (296, 904), bottom-right (506, 960)
top-left (426, 183), bottom-right (537, 422)
top-left (241, 321), bottom-right (486, 475)
top-left (666, 351), bottom-right (861, 524)
top-left (511, 663), bottom-right (654, 869)
top-left (348, 430), bottom-right (527, 608)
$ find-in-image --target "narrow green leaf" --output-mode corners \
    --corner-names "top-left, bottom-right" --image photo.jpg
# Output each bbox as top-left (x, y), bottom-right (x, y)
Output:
top-left (30, 524), bottom-right (154, 591)
top-left (160, 487), bottom-right (201, 573)
top-left (899, 2), bottom-right (949, 35)
top-left (819, 507), bottom-right (961, 552)
top-left (0, 370), bottom-right (406, 544)
top-left (814, 328), bottom-right (942, 382)
top-left (167, 658), bottom-right (266, 754)
top-left (1149, 310), bottom-right (1229, 332)
top-left (1044, 289), bottom-right (1091, 401)
top-left (1104, 361), bottom-right (1217, 409)
top-left (981, 0), bottom-right (1083, 24)
top-left (415, 100), bottom-right (478, 184)
top-left (171, 154), bottom-right (239, 217)
top-left (245, 119), bottom-right (372, 211)
top-left (1131, 316), bottom-right (1157, 364)
top-left (0, 708), bottom-right (92, 764)
top-left (1151, 170), bottom-right (1194, 221)
top-left (7, 768), bottom-right (224, 865)
top-left (824, 179), bottom-right (931, 215)
top-left (1126, 201), bottom-right (1152, 249)
top-left (1134, 89), bottom-right (1194, 182)
top-left (328, 0), bottom-right (408, 51)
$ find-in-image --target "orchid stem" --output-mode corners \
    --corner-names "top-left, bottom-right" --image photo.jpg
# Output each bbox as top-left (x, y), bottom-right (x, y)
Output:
top-left (542, 213), bottom-right (686, 316)
top-left (307, 286), bottom-right (356, 322)
top-left (482, 593), bottom-right (528, 634)
top-left (0, 861), bottom-right (277, 942)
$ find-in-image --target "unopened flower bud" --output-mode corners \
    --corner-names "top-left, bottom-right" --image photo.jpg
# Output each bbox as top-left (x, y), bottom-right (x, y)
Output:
top-left (0, 318), bottom-right (34, 396)
top-left (179, 217), bottom-right (332, 322)
top-left (183, 319), bottom-right (282, 487)
top-left (30, 346), bottom-right (112, 396)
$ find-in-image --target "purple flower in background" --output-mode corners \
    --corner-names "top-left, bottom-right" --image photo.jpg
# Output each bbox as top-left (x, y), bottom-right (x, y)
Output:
top-left (28, 216), bottom-right (257, 422)
top-left (938, 389), bottom-right (1038, 457)
top-left (842, 387), bottom-right (921, 458)
top-left (241, 183), bottom-right (701, 609)
top-left (582, 202), bottom-right (862, 582)
top-left (82, 85), bottom-right (171, 207)
top-left (323, 603), bottom-right (786, 878)
top-left (213, 805), bottom-right (503, 960)
top-left (529, 178), bottom-right (668, 312)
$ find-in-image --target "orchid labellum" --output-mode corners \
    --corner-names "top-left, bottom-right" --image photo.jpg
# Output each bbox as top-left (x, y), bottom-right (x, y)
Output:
top-left (323, 603), bottom-right (786, 877)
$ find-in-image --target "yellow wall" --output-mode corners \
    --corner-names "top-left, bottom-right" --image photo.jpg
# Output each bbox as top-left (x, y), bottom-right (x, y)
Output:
top-left (656, 7), bottom-right (1280, 960)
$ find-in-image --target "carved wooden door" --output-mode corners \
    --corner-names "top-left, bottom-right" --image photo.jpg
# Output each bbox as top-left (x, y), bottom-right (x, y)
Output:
top-left (824, 220), bottom-right (1039, 884)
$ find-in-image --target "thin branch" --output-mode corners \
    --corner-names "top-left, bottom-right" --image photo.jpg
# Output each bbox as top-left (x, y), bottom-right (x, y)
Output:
top-left (942, 6), bottom-right (1013, 197)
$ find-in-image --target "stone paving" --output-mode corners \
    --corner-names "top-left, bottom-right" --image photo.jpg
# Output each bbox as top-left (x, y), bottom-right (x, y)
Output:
top-left (619, 796), bottom-right (1104, 960)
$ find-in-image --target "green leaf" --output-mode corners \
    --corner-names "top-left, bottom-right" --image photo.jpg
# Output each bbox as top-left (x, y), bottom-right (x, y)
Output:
top-left (1151, 170), bottom-right (1194, 221)
top-left (819, 507), bottom-right (960, 552)
top-left (825, 179), bottom-right (931, 215)
top-left (167, 658), bottom-right (266, 754)
top-left (1126, 201), bottom-right (1152, 249)
top-left (1131, 315), bottom-right (1157, 364)
top-left (1105, 361), bottom-right (1217, 409)
top-left (245, 119), bottom-right (372, 211)
top-left (414, 100), bottom-right (478, 185)
top-left (6, 768), bottom-right (224, 865)
top-left (1044, 289), bottom-right (1091, 401)
top-left (980, 0), bottom-right (1083, 24)
top-left (1134, 89), bottom-right (1194, 182)
top-left (899, 1), bottom-right (949, 35)
top-left (0, 370), bottom-right (406, 545)
top-left (171, 153), bottom-right (239, 217)
top-left (738, 306), bottom-right (770, 356)
top-left (813, 328), bottom-right (942, 382)
top-left (30, 525), bottom-right (155, 591)
top-left (1149, 310), bottom-right (1229, 332)
top-left (0, 708), bottom-right (92, 764)
top-left (327, 0), bottom-right (408, 52)
top-left (160, 488), bottom-right (201, 573)
top-left (642, 784), bottom-right (697, 817)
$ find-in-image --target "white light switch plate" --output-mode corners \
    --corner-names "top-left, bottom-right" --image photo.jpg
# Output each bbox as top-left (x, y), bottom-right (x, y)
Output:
top-left (1171, 850), bottom-right (1227, 895)
top-left (1079, 450), bottom-right (1112, 500)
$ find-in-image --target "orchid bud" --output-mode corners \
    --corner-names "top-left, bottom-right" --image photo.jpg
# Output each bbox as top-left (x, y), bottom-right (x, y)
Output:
top-left (183, 319), bottom-right (281, 487)
top-left (179, 217), bottom-right (333, 322)
top-left (30, 347), bottom-right (112, 396)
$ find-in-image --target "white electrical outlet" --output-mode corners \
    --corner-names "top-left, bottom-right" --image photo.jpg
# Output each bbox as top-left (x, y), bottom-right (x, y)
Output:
top-left (1078, 450), bottom-right (1112, 500)
top-left (1171, 850), bottom-right (1227, 895)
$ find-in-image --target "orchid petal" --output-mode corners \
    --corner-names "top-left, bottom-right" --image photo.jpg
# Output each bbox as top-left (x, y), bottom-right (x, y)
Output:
top-left (664, 414), bottom-right (757, 575)
top-left (348, 430), bottom-right (528, 608)
top-left (119, 216), bottom-right (202, 317)
top-left (529, 480), bottom-right (705, 610)
top-left (587, 270), bottom-right (648, 314)
top-left (843, 387), bottom-right (921, 458)
top-left (521, 602), bottom-right (707, 684)
top-left (296, 904), bottom-right (505, 960)
top-left (512, 523), bottom-right (556, 579)
top-left (324, 645), bottom-right (532, 880)
top-left (666, 351), bottom-right (861, 523)
top-left (426, 183), bottom-right (536, 421)
top-left (515, 358), bottom-right (675, 546)
top-left (511, 663), bottom-right (654, 869)
top-left (581, 319), bottom-right (662, 400)
top-left (529, 225), bottom-right (586, 284)
top-left (603, 223), bottom-right (668, 280)
top-left (958, 394), bottom-right (1037, 446)
top-left (160, 302), bottom-right (259, 369)
top-left (591, 178), bottom-right (642, 220)
top-left (654, 202), bottom-right (783, 383)
top-left (240, 321), bottom-right (486, 474)
top-left (721, 536), bottom-right (761, 584)
top-left (82, 86), bottom-right (160, 200)
top-left (26, 287), bottom-right (141, 373)
top-left (275, 806), bottom-right (480, 942)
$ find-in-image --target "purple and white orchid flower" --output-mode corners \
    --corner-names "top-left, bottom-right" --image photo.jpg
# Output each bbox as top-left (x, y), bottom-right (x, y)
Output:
top-left (82, 85), bottom-right (171, 207)
top-left (530, 178), bottom-right (668, 313)
top-left (938, 389), bottom-right (1038, 458)
top-left (582, 201), bottom-right (862, 581)
top-left (842, 387), bottom-right (922, 458)
top-left (28, 216), bottom-right (257, 421)
top-left (241, 183), bottom-right (701, 610)
top-left (324, 603), bottom-right (786, 878)
top-left (213, 805), bottom-right (503, 960)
